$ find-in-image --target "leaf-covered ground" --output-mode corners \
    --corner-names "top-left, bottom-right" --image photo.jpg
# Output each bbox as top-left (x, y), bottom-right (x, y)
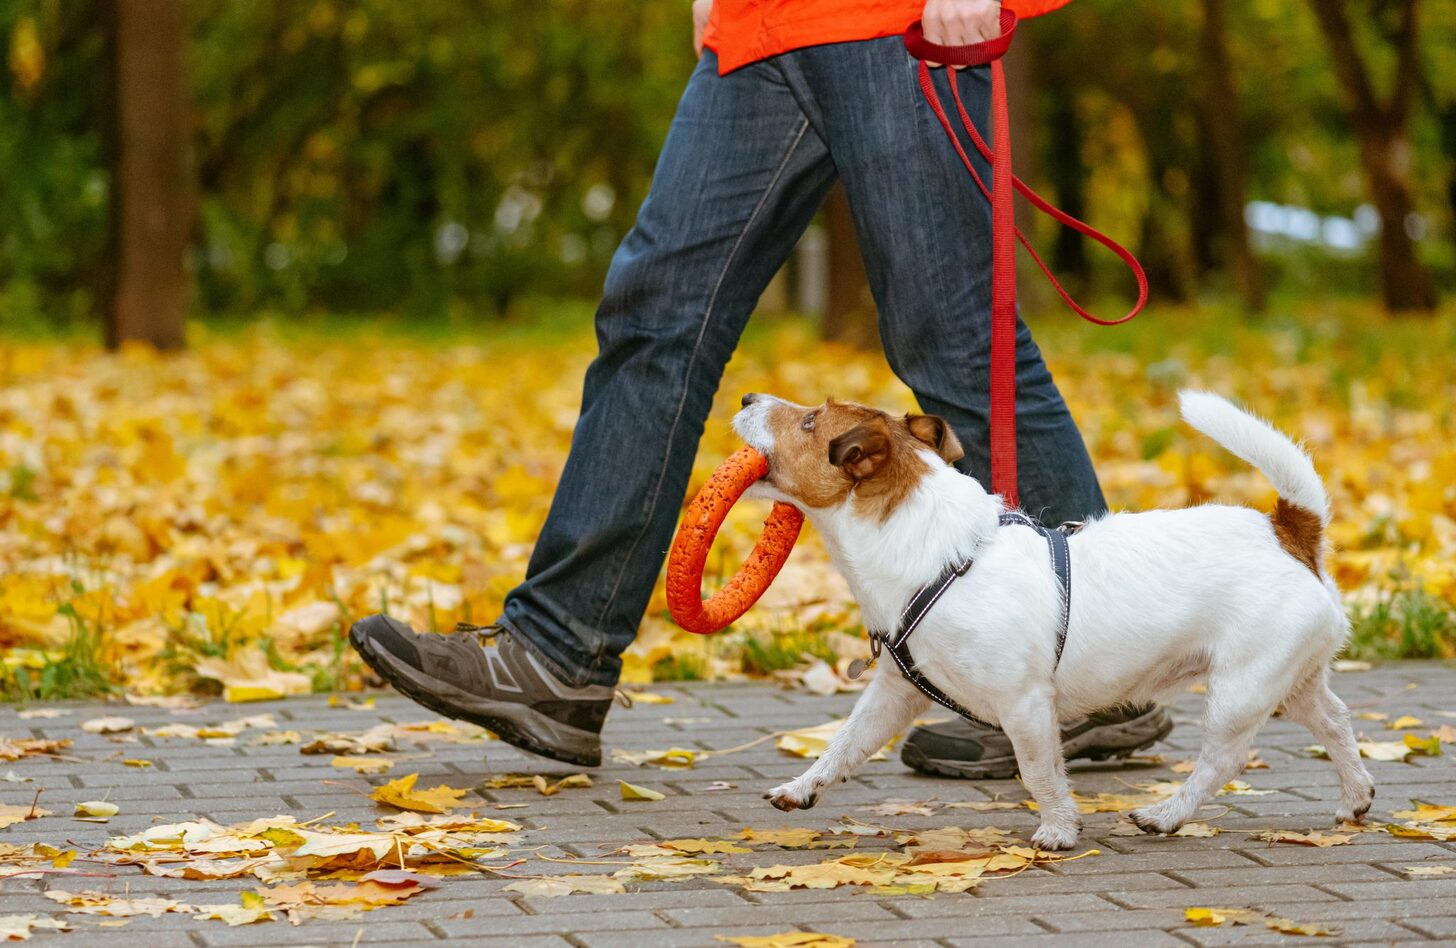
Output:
top-left (0, 301), bottom-right (1453, 699)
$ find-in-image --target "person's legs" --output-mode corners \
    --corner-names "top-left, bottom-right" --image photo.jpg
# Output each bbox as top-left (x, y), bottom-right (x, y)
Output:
top-left (782, 40), bottom-right (1169, 777)
top-left (788, 39), bottom-right (1103, 525)
top-left (353, 51), bottom-right (837, 764)
top-left (503, 53), bottom-right (835, 688)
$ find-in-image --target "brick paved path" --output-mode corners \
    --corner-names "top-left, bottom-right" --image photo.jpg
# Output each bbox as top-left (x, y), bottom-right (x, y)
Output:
top-left (1, 662), bottom-right (1453, 946)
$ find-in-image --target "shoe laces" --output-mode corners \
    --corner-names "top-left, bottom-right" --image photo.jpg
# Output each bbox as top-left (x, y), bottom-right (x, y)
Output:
top-left (455, 621), bottom-right (505, 644)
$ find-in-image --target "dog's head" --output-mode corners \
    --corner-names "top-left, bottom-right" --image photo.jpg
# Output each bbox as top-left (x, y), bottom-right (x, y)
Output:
top-left (732, 394), bottom-right (964, 517)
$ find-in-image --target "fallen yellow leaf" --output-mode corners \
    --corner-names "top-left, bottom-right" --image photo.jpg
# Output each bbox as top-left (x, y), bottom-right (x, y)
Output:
top-left (659, 838), bottom-right (752, 855)
top-left (74, 801), bottom-right (120, 820)
top-left (1253, 829), bottom-right (1352, 847)
top-left (331, 756), bottom-right (393, 775)
top-left (80, 716), bottom-right (134, 735)
top-left (1404, 865), bottom-right (1456, 877)
top-left (716, 933), bottom-right (855, 948)
top-left (503, 876), bottom-right (626, 897)
top-left (0, 916), bottom-right (70, 939)
top-left (0, 804), bottom-right (50, 828)
top-left (622, 690), bottom-right (675, 705)
top-left (369, 773), bottom-right (472, 813)
top-left (618, 780), bottom-right (666, 802)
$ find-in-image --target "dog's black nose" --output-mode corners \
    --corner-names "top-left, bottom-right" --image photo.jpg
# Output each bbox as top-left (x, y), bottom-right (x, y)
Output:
top-left (741, 393), bottom-right (760, 408)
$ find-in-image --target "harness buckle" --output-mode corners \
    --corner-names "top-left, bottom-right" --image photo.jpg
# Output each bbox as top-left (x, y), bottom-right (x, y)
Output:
top-left (847, 632), bottom-right (884, 680)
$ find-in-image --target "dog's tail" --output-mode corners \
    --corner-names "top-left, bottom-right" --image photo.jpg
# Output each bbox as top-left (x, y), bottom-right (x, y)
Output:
top-left (1179, 390), bottom-right (1329, 573)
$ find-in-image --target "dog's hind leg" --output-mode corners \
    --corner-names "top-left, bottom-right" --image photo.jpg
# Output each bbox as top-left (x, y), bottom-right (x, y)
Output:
top-left (1282, 667), bottom-right (1375, 823)
top-left (765, 669), bottom-right (929, 812)
top-left (1131, 679), bottom-right (1272, 835)
top-left (999, 692), bottom-right (1081, 851)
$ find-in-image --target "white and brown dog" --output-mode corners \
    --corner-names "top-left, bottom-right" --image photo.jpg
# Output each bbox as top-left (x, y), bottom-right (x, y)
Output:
top-left (733, 390), bottom-right (1373, 850)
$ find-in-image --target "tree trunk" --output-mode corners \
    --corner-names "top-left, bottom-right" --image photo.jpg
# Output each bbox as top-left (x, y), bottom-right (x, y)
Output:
top-left (106, 0), bottom-right (191, 349)
top-left (1003, 39), bottom-right (1051, 312)
top-left (1043, 85), bottom-right (1089, 288)
top-left (1188, 118), bottom-right (1221, 279)
top-left (1357, 127), bottom-right (1437, 311)
top-left (1196, 0), bottom-right (1264, 312)
top-left (821, 184), bottom-right (881, 351)
top-left (1307, 0), bottom-right (1436, 313)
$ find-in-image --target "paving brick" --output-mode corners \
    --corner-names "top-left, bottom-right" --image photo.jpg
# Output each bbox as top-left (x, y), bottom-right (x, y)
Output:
top-left (1, 669), bottom-right (1453, 944)
top-left (660, 901), bottom-right (898, 927)
top-left (197, 919), bottom-right (438, 945)
top-left (574, 927), bottom-right (833, 948)
top-left (433, 910), bottom-right (671, 937)
top-left (943, 932), bottom-right (1185, 947)
top-left (894, 893), bottom-right (1115, 917)
top-left (1031, 907), bottom-right (1188, 933)
top-left (1100, 883), bottom-right (1340, 909)
top-left (1163, 862), bottom-right (1395, 886)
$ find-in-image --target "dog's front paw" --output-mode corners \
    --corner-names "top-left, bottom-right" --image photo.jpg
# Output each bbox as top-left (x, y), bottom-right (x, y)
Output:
top-left (1336, 779), bottom-right (1376, 824)
top-left (1031, 820), bottom-right (1080, 852)
top-left (764, 781), bottom-right (819, 812)
top-left (1128, 802), bottom-right (1182, 836)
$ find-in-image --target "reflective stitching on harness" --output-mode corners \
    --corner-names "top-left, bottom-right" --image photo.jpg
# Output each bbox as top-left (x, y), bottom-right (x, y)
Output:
top-left (869, 512), bottom-right (1073, 724)
top-left (892, 569), bottom-right (960, 649)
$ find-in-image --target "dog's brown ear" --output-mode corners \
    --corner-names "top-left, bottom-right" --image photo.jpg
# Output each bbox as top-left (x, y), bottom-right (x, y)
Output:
top-left (828, 419), bottom-right (892, 481)
top-left (907, 414), bottom-right (964, 464)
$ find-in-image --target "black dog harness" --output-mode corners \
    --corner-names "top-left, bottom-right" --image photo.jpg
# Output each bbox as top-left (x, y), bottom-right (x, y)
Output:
top-left (850, 511), bottom-right (1074, 725)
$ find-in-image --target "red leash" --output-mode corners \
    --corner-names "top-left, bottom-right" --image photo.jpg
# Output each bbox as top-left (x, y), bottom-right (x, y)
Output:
top-left (904, 11), bottom-right (1147, 509)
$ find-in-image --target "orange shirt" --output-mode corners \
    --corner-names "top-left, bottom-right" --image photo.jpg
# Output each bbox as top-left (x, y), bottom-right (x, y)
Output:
top-left (704, 0), bottom-right (1071, 73)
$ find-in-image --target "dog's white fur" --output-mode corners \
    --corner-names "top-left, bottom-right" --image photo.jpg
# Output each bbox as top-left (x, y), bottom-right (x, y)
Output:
top-left (734, 390), bottom-right (1373, 850)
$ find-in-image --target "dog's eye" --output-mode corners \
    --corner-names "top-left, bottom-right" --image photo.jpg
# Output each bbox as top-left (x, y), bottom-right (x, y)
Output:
top-left (801, 412), bottom-right (817, 432)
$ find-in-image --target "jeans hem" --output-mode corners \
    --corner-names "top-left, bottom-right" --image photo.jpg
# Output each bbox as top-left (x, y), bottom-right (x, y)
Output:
top-left (496, 611), bottom-right (623, 690)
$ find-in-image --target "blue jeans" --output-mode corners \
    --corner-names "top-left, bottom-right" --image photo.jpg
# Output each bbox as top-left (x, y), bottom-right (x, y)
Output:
top-left (500, 39), bottom-right (1106, 688)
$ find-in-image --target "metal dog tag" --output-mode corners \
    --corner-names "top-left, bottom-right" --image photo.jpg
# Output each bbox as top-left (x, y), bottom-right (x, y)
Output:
top-left (846, 658), bottom-right (873, 680)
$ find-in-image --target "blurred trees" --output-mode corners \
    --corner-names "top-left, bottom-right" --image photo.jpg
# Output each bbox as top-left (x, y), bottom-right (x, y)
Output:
top-left (0, 0), bottom-right (1451, 332)
top-left (1308, 0), bottom-right (1436, 312)
top-left (108, 0), bottom-right (189, 347)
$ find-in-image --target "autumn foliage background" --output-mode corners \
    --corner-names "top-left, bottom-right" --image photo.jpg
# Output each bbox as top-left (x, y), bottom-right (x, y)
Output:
top-left (1, 1), bottom-right (1454, 700)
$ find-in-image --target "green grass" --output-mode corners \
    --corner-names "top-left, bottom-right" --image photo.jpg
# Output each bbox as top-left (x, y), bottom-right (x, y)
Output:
top-left (651, 652), bottom-right (706, 681)
top-left (1344, 586), bottom-right (1456, 661)
top-left (1, 603), bottom-right (114, 703)
top-left (739, 627), bottom-right (840, 675)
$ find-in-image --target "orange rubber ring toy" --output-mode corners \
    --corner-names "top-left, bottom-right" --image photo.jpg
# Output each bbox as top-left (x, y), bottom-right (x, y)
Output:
top-left (666, 446), bottom-right (805, 635)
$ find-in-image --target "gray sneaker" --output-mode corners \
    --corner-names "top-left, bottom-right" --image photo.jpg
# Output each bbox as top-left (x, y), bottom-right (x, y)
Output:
top-left (901, 704), bottom-right (1174, 779)
top-left (349, 614), bottom-right (612, 767)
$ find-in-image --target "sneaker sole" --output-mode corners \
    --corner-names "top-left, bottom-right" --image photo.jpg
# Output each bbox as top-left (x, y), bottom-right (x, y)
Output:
top-left (349, 621), bottom-right (602, 768)
top-left (902, 708), bottom-right (1176, 780)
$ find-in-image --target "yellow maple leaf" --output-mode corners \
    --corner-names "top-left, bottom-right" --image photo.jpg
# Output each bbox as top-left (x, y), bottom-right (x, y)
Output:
top-left (618, 780), bottom-right (665, 802)
top-left (1253, 829), bottom-right (1352, 847)
top-left (622, 690), bottom-right (675, 704)
top-left (737, 827), bottom-right (823, 848)
top-left (369, 773), bottom-right (471, 813)
top-left (0, 803), bottom-right (50, 828)
top-left (503, 876), bottom-right (626, 897)
top-left (331, 756), bottom-right (393, 775)
top-left (659, 838), bottom-right (752, 855)
top-left (716, 933), bottom-right (855, 948)
top-left (1403, 733), bottom-right (1442, 756)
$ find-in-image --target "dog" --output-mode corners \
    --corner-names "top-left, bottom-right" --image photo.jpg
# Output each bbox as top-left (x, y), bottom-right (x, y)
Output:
top-left (732, 390), bottom-right (1374, 850)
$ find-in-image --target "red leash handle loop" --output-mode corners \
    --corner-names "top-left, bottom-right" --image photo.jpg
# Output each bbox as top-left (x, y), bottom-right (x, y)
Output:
top-left (903, 9), bottom-right (1017, 66)
top-left (903, 13), bottom-right (1147, 507)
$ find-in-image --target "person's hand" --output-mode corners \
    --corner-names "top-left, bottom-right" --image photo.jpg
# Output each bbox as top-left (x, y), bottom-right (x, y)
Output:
top-left (693, 0), bottom-right (713, 57)
top-left (921, 0), bottom-right (1001, 67)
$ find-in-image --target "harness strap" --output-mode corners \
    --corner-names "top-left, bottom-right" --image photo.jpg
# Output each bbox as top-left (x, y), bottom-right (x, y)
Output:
top-left (869, 512), bottom-right (1073, 724)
